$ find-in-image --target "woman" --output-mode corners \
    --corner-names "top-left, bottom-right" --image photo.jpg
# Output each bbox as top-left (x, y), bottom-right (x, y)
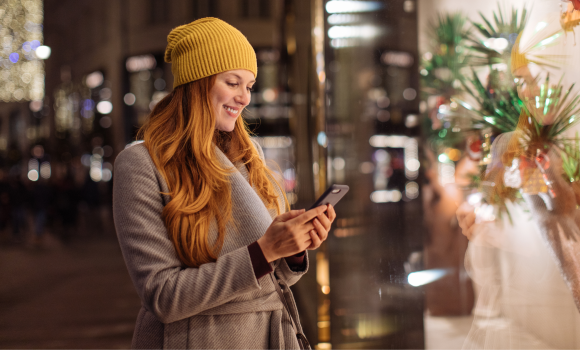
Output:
top-left (113, 18), bottom-right (335, 349)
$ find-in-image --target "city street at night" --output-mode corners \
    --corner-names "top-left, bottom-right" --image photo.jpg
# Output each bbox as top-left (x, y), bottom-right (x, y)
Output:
top-left (0, 234), bottom-right (140, 349)
top-left (3, 0), bottom-right (580, 348)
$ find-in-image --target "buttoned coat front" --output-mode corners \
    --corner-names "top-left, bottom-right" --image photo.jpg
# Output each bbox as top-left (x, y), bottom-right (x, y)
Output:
top-left (112, 141), bottom-right (308, 349)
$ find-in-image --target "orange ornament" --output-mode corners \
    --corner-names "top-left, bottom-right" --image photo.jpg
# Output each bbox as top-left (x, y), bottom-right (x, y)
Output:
top-left (561, 2), bottom-right (580, 43)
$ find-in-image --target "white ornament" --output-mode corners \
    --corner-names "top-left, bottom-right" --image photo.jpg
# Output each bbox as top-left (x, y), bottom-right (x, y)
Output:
top-left (504, 158), bottom-right (522, 188)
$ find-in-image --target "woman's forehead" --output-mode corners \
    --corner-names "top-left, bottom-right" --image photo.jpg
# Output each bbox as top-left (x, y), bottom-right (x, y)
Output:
top-left (218, 70), bottom-right (256, 82)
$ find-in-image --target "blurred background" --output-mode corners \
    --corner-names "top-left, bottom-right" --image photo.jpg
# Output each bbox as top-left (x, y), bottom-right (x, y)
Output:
top-left (1, 0), bottom-right (578, 349)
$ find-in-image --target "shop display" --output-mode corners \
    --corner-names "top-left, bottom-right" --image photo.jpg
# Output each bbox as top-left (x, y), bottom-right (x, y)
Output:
top-left (421, 1), bottom-right (580, 348)
top-left (421, 3), bottom-right (580, 217)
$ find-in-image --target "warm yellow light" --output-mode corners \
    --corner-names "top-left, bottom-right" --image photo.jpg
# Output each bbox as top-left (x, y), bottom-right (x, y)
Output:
top-left (446, 148), bottom-right (461, 162)
top-left (321, 285), bottom-right (330, 294)
top-left (0, 0), bottom-right (45, 102)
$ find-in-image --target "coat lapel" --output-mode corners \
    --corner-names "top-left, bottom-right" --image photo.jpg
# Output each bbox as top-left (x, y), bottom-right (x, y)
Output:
top-left (152, 144), bottom-right (280, 257)
top-left (212, 146), bottom-right (276, 256)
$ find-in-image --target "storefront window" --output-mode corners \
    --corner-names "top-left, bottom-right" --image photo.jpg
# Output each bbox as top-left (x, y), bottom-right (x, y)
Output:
top-left (321, 0), bottom-right (424, 348)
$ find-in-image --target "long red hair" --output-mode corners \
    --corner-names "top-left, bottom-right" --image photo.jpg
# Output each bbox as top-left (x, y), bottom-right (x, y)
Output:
top-left (137, 76), bottom-right (288, 267)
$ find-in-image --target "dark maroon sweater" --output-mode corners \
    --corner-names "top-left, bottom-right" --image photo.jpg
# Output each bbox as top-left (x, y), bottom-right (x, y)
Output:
top-left (247, 242), bottom-right (306, 279)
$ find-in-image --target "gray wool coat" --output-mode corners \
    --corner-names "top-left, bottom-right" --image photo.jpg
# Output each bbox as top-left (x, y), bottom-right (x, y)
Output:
top-left (112, 141), bottom-right (308, 349)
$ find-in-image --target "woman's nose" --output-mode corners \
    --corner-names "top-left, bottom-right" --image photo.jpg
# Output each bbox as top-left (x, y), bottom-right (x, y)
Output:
top-left (235, 88), bottom-right (251, 106)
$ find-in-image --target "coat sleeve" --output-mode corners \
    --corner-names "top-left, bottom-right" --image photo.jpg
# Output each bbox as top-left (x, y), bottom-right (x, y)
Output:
top-left (249, 138), bottom-right (309, 286)
top-left (112, 146), bottom-right (262, 324)
top-left (275, 254), bottom-right (309, 286)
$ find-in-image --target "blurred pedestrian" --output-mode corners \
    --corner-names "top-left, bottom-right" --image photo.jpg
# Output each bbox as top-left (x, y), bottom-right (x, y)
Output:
top-left (80, 171), bottom-right (102, 236)
top-left (31, 177), bottom-right (52, 244)
top-left (55, 171), bottom-right (79, 242)
top-left (0, 170), bottom-right (9, 235)
top-left (7, 175), bottom-right (28, 243)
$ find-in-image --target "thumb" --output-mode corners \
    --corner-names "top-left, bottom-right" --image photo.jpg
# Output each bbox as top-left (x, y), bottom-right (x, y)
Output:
top-left (276, 209), bottom-right (305, 222)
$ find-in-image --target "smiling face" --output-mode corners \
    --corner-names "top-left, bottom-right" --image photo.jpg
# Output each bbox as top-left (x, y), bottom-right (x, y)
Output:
top-left (209, 69), bottom-right (255, 132)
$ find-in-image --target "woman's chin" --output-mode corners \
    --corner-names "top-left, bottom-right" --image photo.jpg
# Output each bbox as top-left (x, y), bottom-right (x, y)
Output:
top-left (215, 123), bottom-right (236, 132)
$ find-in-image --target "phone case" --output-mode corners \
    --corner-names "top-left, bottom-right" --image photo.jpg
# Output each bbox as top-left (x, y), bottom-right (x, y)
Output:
top-left (309, 184), bottom-right (350, 209)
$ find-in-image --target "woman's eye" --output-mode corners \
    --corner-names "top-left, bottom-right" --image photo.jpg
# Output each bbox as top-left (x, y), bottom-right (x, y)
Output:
top-left (227, 82), bottom-right (238, 87)
top-left (247, 87), bottom-right (254, 92)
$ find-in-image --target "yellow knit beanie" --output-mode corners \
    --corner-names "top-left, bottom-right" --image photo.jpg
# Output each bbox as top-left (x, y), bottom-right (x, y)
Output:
top-left (165, 18), bottom-right (257, 88)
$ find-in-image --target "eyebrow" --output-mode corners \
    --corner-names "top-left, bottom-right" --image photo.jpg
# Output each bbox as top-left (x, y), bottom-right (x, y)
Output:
top-left (229, 73), bottom-right (255, 84)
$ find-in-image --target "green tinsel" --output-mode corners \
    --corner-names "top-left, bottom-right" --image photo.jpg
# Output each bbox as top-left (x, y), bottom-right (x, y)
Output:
top-left (454, 68), bottom-right (522, 133)
top-left (561, 133), bottom-right (580, 183)
top-left (521, 75), bottom-right (580, 140)
top-left (468, 5), bottom-right (528, 68)
top-left (421, 13), bottom-right (470, 97)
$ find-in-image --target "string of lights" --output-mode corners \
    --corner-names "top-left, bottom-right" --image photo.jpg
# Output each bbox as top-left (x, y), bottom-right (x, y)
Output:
top-left (0, 0), bottom-right (46, 103)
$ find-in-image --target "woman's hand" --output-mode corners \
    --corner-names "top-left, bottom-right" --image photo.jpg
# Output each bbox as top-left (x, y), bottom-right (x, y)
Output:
top-left (257, 205), bottom-right (336, 262)
top-left (306, 204), bottom-right (336, 250)
top-left (456, 202), bottom-right (477, 240)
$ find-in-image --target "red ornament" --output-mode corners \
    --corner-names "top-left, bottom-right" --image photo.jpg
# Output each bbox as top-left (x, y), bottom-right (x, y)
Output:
top-left (469, 140), bottom-right (481, 153)
top-left (535, 152), bottom-right (551, 170)
top-left (466, 138), bottom-right (482, 161)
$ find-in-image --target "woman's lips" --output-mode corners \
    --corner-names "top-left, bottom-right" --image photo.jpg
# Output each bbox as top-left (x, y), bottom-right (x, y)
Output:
top-left (223, 105), bottom-right (240, 118)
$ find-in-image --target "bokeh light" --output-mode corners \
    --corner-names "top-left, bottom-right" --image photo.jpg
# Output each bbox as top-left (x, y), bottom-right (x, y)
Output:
top-left (124, 93), bottom-right (136, 105)
top-left (0, 0), bottom-right (45, 102)
top-left (96, 101), bottom-right (113, 114)
top-left (35, 45), bottom-right (51, 59)
top-left (27, 169), bottom-right (39, 181)
top-left (40, 161), bottom-right (51, 179)
top-left (99, 117), bottom-right (112, 128)
top-left (29, 100), bottom-right (43, 112)
top-left (85, 71), bottom-right (104, 89)
top-left (9, 53), bottom-right (20, 63)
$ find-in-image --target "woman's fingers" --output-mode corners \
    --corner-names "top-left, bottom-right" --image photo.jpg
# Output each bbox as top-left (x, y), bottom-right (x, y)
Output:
top-left (457, 210), bottom-right (474, 230)
top-left (456, 202), bottom-right (476, 240)
top-left (464, 225), bottom-right (476, 241)
top-left (307, 229), bottom-right (322, 250)
top-left (299, 221), bottom-right (315, 233)
top-left (276, 209), bottom-right (305, 222)
top-left (456, 202), bottom-right (470, 221)
top-left (262, 206), bottom-right (336, 260)
top-left (312, 217), bottom-right (329, 241)
top-left (464, 212), bottom-right (475, 230)
top-left (290, 206), bottom-right (327, 225)
top-left (458, 212), bottom-right (475, 240)
top-left (316, 211), bottom-right (332, 231)
top-left (272, 205), bottom-right (336, 254)
top-left (303, 237), bottom-right (313, 250)
top-left (327, 204), bottom-right (336, 222)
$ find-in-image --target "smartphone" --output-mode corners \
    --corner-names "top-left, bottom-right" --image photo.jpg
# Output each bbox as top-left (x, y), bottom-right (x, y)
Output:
top-left (309, 184), bottom-right (349, 210)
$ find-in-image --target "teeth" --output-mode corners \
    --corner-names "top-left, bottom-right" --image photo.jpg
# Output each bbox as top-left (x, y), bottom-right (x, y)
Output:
top-left (224, 106), bottom-right (238, 114)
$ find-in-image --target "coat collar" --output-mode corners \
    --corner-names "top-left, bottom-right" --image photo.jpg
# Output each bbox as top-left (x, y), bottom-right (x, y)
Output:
top-left (210, 145), bottom-right (278, 254)
top-left (213, 145), bottom-right (262, 203)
